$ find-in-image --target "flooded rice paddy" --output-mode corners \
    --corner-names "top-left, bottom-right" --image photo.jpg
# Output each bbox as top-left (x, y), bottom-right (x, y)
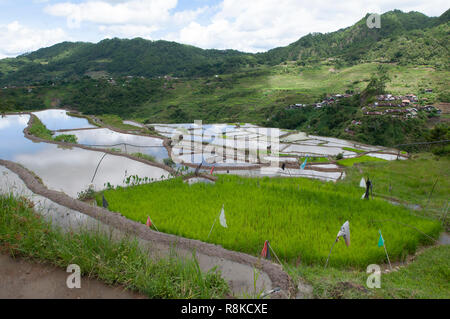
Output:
top-left (0, 109), bottom-right (404, 201)
top-left (1, 112), bottom-right (170, 197)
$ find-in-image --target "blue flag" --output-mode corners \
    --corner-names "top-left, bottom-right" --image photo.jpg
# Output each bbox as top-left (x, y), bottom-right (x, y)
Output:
top-left (300, 156), bottom-right (308, 170)
top-left (102, 194), bottom-right (109, 209)
top-left (378, 230), bottom-right (384, 247)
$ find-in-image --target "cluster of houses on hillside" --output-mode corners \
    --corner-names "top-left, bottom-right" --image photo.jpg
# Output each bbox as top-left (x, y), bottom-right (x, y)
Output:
top-left (363, 92), bottom-right (440, 119)
top-left (285, 90), bottom-right (441, 120)
top-left (286, 92), bottom-right (354, 110)
top-left (374, 93), bottom-right (418, 106)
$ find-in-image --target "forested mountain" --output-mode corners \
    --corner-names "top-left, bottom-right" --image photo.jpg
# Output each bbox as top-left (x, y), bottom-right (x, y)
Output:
top-left (259, 9), bottom-right (449, 67)
top-left (0, 38), bottom-right (255, 85)
top-left (0, 9), bottom-right (448, 86)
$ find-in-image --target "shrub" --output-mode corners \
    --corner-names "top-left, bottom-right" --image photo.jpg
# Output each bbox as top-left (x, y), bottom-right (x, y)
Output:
top-left (164, 158), bottom-right (175, 167)
top-left (54, 134), bottom-right (78, 144)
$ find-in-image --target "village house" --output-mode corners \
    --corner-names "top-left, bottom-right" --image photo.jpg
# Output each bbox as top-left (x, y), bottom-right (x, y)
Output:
top-left (285, 92), bottom-right (355, 110)
top-left (364, 111), bottom-right (383, 116)
top-left (385, 109), bottom-right (408, 114)
top-left (402, 99), bottom-right (411, 106)
top-left (405, 94), bottom-right (418, 102)
top-left (420, 105), bottom-right (441, 114)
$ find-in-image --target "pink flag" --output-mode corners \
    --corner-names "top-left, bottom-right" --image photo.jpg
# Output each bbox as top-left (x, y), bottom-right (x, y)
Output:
top-left (146, 216), bottom-right (152, 228)
top-left (210, 166), bottom-right (215, 175)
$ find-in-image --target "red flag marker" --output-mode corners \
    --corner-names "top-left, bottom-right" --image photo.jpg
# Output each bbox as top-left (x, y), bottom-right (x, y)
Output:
top-left (210, 166), bottom-right (215, 175)
top-left (146, 216), bottom-right (152, 228)
top-left (261, 241), bottom-right (268, 258)
top-left (261, 241), bottom-right (271, 260)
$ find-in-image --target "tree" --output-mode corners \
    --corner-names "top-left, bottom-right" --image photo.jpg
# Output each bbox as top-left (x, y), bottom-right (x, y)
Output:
top-left (428, 124), bottom-right (449, 142)
top-left (361, 65), bottom-right (391, 103)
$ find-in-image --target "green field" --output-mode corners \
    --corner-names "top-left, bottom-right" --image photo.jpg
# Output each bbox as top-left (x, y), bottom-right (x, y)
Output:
top-left (290, 245), bottom-right (450, 299)
top-left (341, 153), bottom-right (450, 215)
top-left (135, 63), bottom-right (449, 124)
top-left (98, 175), bottom-right (441, 268)
top-left (337, 155), bottom-right (387, 167)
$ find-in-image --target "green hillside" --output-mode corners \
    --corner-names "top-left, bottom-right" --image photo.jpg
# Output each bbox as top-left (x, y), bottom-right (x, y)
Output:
top-left (260, 9), bottom-right (449, 67)
top-left (0, 38), bottom-right (255, 85)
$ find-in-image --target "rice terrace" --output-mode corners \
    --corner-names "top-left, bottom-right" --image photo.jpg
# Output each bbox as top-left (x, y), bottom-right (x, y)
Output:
top-left (98, 175), bottom-right (441, 267)
top-left (0, 2), bottom-right (449, 306)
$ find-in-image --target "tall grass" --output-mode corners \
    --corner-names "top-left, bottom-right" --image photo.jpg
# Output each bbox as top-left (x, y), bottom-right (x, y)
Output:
top-left (100, 175), bottom-right (442, 268)
top-left (0, 193), bottom-right (230, 299)
top-left (131, 152), bottom-right (156, 163)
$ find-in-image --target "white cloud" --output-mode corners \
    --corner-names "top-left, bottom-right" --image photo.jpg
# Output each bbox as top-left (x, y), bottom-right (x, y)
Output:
top-left (0, 21), bottom-right (67, 58)
top-left (168, 0), bottom-right (450, 52)
top-left (44, 0), bottom-right (209, 42)
top-left (98, 24), bottom-right (158, 39)
top-left (44, 0), bottom-right (178, 28)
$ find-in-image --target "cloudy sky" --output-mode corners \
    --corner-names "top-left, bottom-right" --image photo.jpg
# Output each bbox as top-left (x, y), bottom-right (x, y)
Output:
top-left (0, 0), bottom-right (448, 58)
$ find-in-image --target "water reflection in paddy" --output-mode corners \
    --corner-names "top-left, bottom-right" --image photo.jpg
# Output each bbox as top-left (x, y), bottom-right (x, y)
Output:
top-left (0, 115), bottom-right (171, 198)
top-left (54, 128), bottom-right (169, 163)
top-left (55, 128), bottom-right (163, 146)
top-left (33, 109), bottom-right (95, 130)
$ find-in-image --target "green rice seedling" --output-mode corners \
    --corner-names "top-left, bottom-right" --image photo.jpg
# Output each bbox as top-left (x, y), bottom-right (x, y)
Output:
top-left (342, 147), bottom-right (366, 154)
top-left (338, 156), bottom-right (387, 167)
top-left (100, 175), bottom-right (442, 268)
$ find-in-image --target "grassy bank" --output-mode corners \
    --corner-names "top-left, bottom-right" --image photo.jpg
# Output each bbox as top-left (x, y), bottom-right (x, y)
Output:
top-left (340, 153), bottom-right (450, 217)
top-left (29, 116), bottom-right (78, 144)
top-left (28, 116), bottom-right (53, 140)
top-left (289, 245), bottom-right (450, 299)
top-left (337, 155), bottom-right (387, 167)
top-left (0, 193), bottom-right (230, 299)
top-left (98, 175), bottom-right (441, 268)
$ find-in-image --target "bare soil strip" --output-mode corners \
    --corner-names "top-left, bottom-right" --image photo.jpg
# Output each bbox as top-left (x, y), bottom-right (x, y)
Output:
top-left (0, 254), bottom-right (145, 299)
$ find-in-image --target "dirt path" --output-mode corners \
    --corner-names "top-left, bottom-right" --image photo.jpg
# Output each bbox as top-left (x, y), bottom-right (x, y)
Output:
top-left (0, 254), bottom-right (144, 299)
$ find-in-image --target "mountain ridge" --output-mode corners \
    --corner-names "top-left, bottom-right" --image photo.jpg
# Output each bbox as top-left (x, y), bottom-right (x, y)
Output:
top-left (0, 9), bottom-right (448, 86)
